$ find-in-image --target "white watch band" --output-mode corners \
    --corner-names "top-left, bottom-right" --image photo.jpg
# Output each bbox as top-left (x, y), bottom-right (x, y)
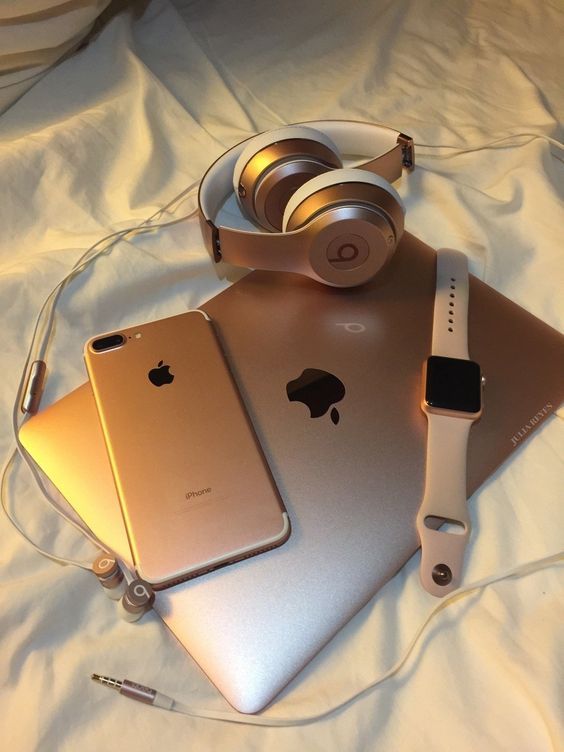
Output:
top-left (431, 248), bottom-right (470, 359)
top-left (417, 249), bottom-right (474, 597)
top-left (417, 415), bottom-right (472, 596)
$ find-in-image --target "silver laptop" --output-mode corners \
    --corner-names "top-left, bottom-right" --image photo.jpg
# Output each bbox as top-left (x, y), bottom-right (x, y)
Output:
top-left (20, 232), bottom-right (564, 713)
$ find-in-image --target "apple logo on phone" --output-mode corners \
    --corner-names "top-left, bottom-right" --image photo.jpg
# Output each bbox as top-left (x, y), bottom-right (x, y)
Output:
top-left (286, 368), bottom-right (345, 425)
top-left (148, 360), bottom-right (174, 387)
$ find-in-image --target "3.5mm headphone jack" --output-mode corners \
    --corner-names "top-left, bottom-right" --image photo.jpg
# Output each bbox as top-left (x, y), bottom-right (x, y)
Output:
top-left (91, 674), bottom-right (174, 709)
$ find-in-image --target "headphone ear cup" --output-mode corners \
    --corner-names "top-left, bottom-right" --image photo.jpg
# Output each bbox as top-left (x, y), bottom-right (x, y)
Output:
top-left (282, 168), bottom-right (406, 287)
top-left (232, 126), bottom-right (342, 232)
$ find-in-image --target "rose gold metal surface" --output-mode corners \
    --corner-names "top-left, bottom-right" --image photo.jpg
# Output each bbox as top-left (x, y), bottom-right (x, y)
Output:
top-left (283, 181), bottom-right (404, 239)
top-left (217, 182), bottom-right (404, 287)
top-left (357, 133), bottom-right (415, 179)
top-left (304, 205), bottom-right (398, 286)
top-left (84, 311), bottom-right (290, 589)
top-left (218, 203), bottom-right (398, 288)
top-left (238, 138), bottom-right (341, 230)
top-left (217, 224), bottom-right (312, 276)
top-left (357, 143), bottom-right (404, 182)
top-left (253, 159), bottom-right (332, 231)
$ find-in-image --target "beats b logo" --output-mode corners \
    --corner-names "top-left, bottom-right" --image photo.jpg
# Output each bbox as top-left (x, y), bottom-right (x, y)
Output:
top-left (326, 234), bottom-right (369, 270)
top-left (133, 582), bottom-right (151, 600)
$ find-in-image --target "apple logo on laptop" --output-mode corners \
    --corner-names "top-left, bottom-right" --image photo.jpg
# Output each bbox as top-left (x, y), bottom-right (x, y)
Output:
top-left (286, 368), bottom-right (345, 425)
top-left (148, 360), bottom-right (174, 387)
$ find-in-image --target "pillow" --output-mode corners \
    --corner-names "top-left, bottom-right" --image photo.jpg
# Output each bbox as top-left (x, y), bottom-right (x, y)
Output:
top-left (0, 0), bottom-right (112, 113)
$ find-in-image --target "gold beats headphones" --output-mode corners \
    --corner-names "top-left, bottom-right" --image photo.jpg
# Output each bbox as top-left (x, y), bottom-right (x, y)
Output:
top-left (198, 120), bottom-right (414, 287)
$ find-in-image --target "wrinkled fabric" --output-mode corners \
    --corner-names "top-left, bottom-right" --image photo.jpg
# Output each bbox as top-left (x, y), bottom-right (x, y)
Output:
top-left (0, 1), bottom-right (563, 749)
top-left (0, 0), bottom-right (112, 114)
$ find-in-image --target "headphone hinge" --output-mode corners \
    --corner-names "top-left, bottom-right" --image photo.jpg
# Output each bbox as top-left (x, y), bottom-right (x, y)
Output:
top-left (206, 219), bottom-right (222, 262)
top-left (398, 133), bottom-right (415, 170)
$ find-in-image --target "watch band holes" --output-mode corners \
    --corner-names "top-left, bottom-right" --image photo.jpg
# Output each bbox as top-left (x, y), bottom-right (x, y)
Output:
top-left (448, 327), bottom-right (453, 332)
top-left (448, 318), bottom-right (454, 323)
top-left (450, 277), bottom-right (456, 282)
top-left (449, 293), bottom-right (455, 298)
top-left (450, 285), bottom-right (455, 290)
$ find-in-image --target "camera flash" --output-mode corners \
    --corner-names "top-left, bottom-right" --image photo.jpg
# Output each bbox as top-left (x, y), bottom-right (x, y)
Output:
top-left (135, 333), bottom-right (142, 339)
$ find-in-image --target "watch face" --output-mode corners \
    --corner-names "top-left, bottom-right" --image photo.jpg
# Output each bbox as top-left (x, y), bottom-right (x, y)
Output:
top-left (425, 356), bottom-right (482, 414)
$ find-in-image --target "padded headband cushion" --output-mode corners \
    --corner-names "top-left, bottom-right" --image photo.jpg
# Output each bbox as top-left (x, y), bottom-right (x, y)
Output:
top-left (232, 125), bottom-right (340, 195)
top-left (282, 168), bottom-right (406, 232)
top-left (304, 120), bottom-right (399, 158)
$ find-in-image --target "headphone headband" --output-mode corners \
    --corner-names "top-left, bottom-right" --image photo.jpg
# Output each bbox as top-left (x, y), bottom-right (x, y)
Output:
top-left (199, 120), bottom-right (413, 225)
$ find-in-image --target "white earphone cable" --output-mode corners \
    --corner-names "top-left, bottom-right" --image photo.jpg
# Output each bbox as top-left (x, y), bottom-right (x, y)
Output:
top-left (91, 549), bottom-right (563, 725)
top-left (414, 131), bottom-right (564, 160)
top-left (2, 180), bottom-right (201, 569)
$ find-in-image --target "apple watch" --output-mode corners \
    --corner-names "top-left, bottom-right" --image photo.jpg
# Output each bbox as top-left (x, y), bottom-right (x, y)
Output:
top-left (417, 248), bottom-right (484, 597)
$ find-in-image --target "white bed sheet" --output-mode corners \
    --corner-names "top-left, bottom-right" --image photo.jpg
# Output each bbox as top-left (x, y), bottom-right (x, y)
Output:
top-left (1, 1), bottom-right (563, 749)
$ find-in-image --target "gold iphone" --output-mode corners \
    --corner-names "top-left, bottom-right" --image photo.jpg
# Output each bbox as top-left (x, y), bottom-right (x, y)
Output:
top-left (84, 310), bottom-right (290, 589)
